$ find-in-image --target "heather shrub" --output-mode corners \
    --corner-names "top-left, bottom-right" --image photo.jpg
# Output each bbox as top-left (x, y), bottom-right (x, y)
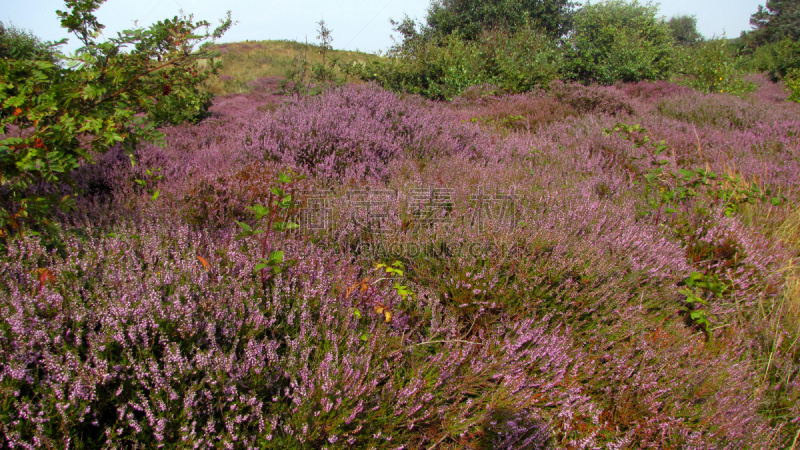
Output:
top-left (550, 80), bottom-right (634, 116)
top-left (618, 79), bottom-right (692, 99)
top-left (0, 225), bottom-right (586, 448)
top-left (656, 92), bottom-right (767, 130)
top-left (566, 0), bottom-right (674, 84)
top-left (458, 91), bottom-right (579, 132)
top-left (671, 38), bottom-right (757, 96)
top-left (241, 84), bottom-right (489, 179)
top-left (458, 83), bottom-right (502, 101)
top-left (182, 162), bottom-right (281, 228)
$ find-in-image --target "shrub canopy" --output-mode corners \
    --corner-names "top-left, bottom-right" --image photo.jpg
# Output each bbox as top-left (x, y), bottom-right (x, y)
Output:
top-left (422, 0), bottom-right (577, 41)
top-left (566, 0), bottom-right (674, 84)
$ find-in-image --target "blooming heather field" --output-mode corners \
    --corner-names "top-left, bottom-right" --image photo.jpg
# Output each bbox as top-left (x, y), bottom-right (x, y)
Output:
top-left (2, 75), bottom-right (800, 448)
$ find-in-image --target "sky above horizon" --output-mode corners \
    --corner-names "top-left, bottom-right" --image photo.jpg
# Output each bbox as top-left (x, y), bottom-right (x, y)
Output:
top-left (4, 0), bottom-right (766, 55)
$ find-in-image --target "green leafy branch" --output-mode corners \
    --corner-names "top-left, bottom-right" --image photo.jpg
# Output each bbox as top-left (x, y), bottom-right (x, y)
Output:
top-left (234, 171), bottom-right (305, 288)
top-left (604, 123), bottom-right (786, 216)
top-left (678, 271), bottom-right (731, 334)
top-left (132, 165), bottom-right (163, 201)
top-left (0, 0), bottom-right (234, 242)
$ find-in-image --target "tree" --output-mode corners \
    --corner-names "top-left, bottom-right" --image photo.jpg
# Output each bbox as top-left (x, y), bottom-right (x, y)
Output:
top-left (749, 0), bottom-right (800, 44)
top-left (0, 0), bottom-right (233, 240)
top-left (668, 14), bottom-right (703, 46)
top-left (408, 0), bottom-right (576, 43)
top-left (0, 21), bottom-right (61, 62)
top-left (566, 0), bottom-right (674, 84)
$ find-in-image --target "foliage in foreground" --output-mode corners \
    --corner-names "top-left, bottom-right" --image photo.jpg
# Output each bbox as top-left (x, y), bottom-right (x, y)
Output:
top-left (0, 0), bottom-right (231, 241)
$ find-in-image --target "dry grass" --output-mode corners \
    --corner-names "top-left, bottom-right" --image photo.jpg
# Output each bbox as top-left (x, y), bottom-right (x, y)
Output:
top-left (196, 40), bottom-right (378, 96)
top-left (779, 208), bottom-right (800, 328)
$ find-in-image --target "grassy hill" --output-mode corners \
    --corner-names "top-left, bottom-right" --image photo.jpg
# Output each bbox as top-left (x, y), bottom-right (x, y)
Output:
top-left (198, 40), bottom-right (378, 96)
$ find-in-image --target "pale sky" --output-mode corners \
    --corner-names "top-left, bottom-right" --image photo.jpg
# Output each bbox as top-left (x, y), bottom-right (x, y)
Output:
top-left (3, 0), bottom-right (767, 55)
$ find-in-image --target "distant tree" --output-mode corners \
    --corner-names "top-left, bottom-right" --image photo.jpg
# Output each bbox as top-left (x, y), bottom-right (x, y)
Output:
top-left (0, 21), bottom-right (60, 62)
top-left (749, 0), bottom-right (800, 44)
top-left (667, 14), bottom-right (703, 46)
top-left (404, 0), bottom-right (576, 43)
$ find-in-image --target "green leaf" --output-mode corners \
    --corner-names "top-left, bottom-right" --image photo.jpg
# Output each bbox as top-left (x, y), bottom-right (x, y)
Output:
top-left (269, 251), bottom-right (284, 265)
top-left (246, 204), bottom-right (270, 220)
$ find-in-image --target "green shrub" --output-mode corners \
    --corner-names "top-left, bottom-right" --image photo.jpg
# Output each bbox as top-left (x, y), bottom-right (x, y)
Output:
top-left (0, 1), bottom-right (232, 240)
top-left (566, 0), bottom-right (674, 84)
top-left (346, 27), bottom-right (563, 100)
top-left (748, 38), bottom-right (800, 81)
top-left (150, 88), bottom-right (214, 126)
top-left (0, 21), bottom-right (60, 62)
top-left (671, 38), bottom-right (757, 96)
top-left (786, 68), bottom-right (800, 102)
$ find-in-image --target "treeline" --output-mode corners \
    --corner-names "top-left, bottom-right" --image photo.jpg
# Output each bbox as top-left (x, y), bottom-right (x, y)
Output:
top-left (341, 0), bottom-right (800, 100)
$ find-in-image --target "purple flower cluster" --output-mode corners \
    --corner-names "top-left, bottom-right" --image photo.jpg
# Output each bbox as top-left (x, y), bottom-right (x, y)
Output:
top-left (2, 76), bottom-right (800, 448)
top-left (240, 84), bottom-right (491, 181)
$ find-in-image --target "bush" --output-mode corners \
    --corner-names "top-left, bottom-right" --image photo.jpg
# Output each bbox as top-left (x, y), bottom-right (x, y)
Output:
top-left (347, 27), bottom-right (563, 100)
top-left (241, 85), bottom-right (490, 179)
top-left (566, 0), bottom-right (674, 84)
top-left (150, 88), bottom-right (214, 126)
top-left (787, 68), bottom-right (800, 102)
top-left (0, 2), bottom-right (232, 240)
top-left (671, 38), bottom-right (757, 96)
top-left (0, 21), bottom-right (59, 62)
top-left (747, 38), bottom-right (800, 81)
